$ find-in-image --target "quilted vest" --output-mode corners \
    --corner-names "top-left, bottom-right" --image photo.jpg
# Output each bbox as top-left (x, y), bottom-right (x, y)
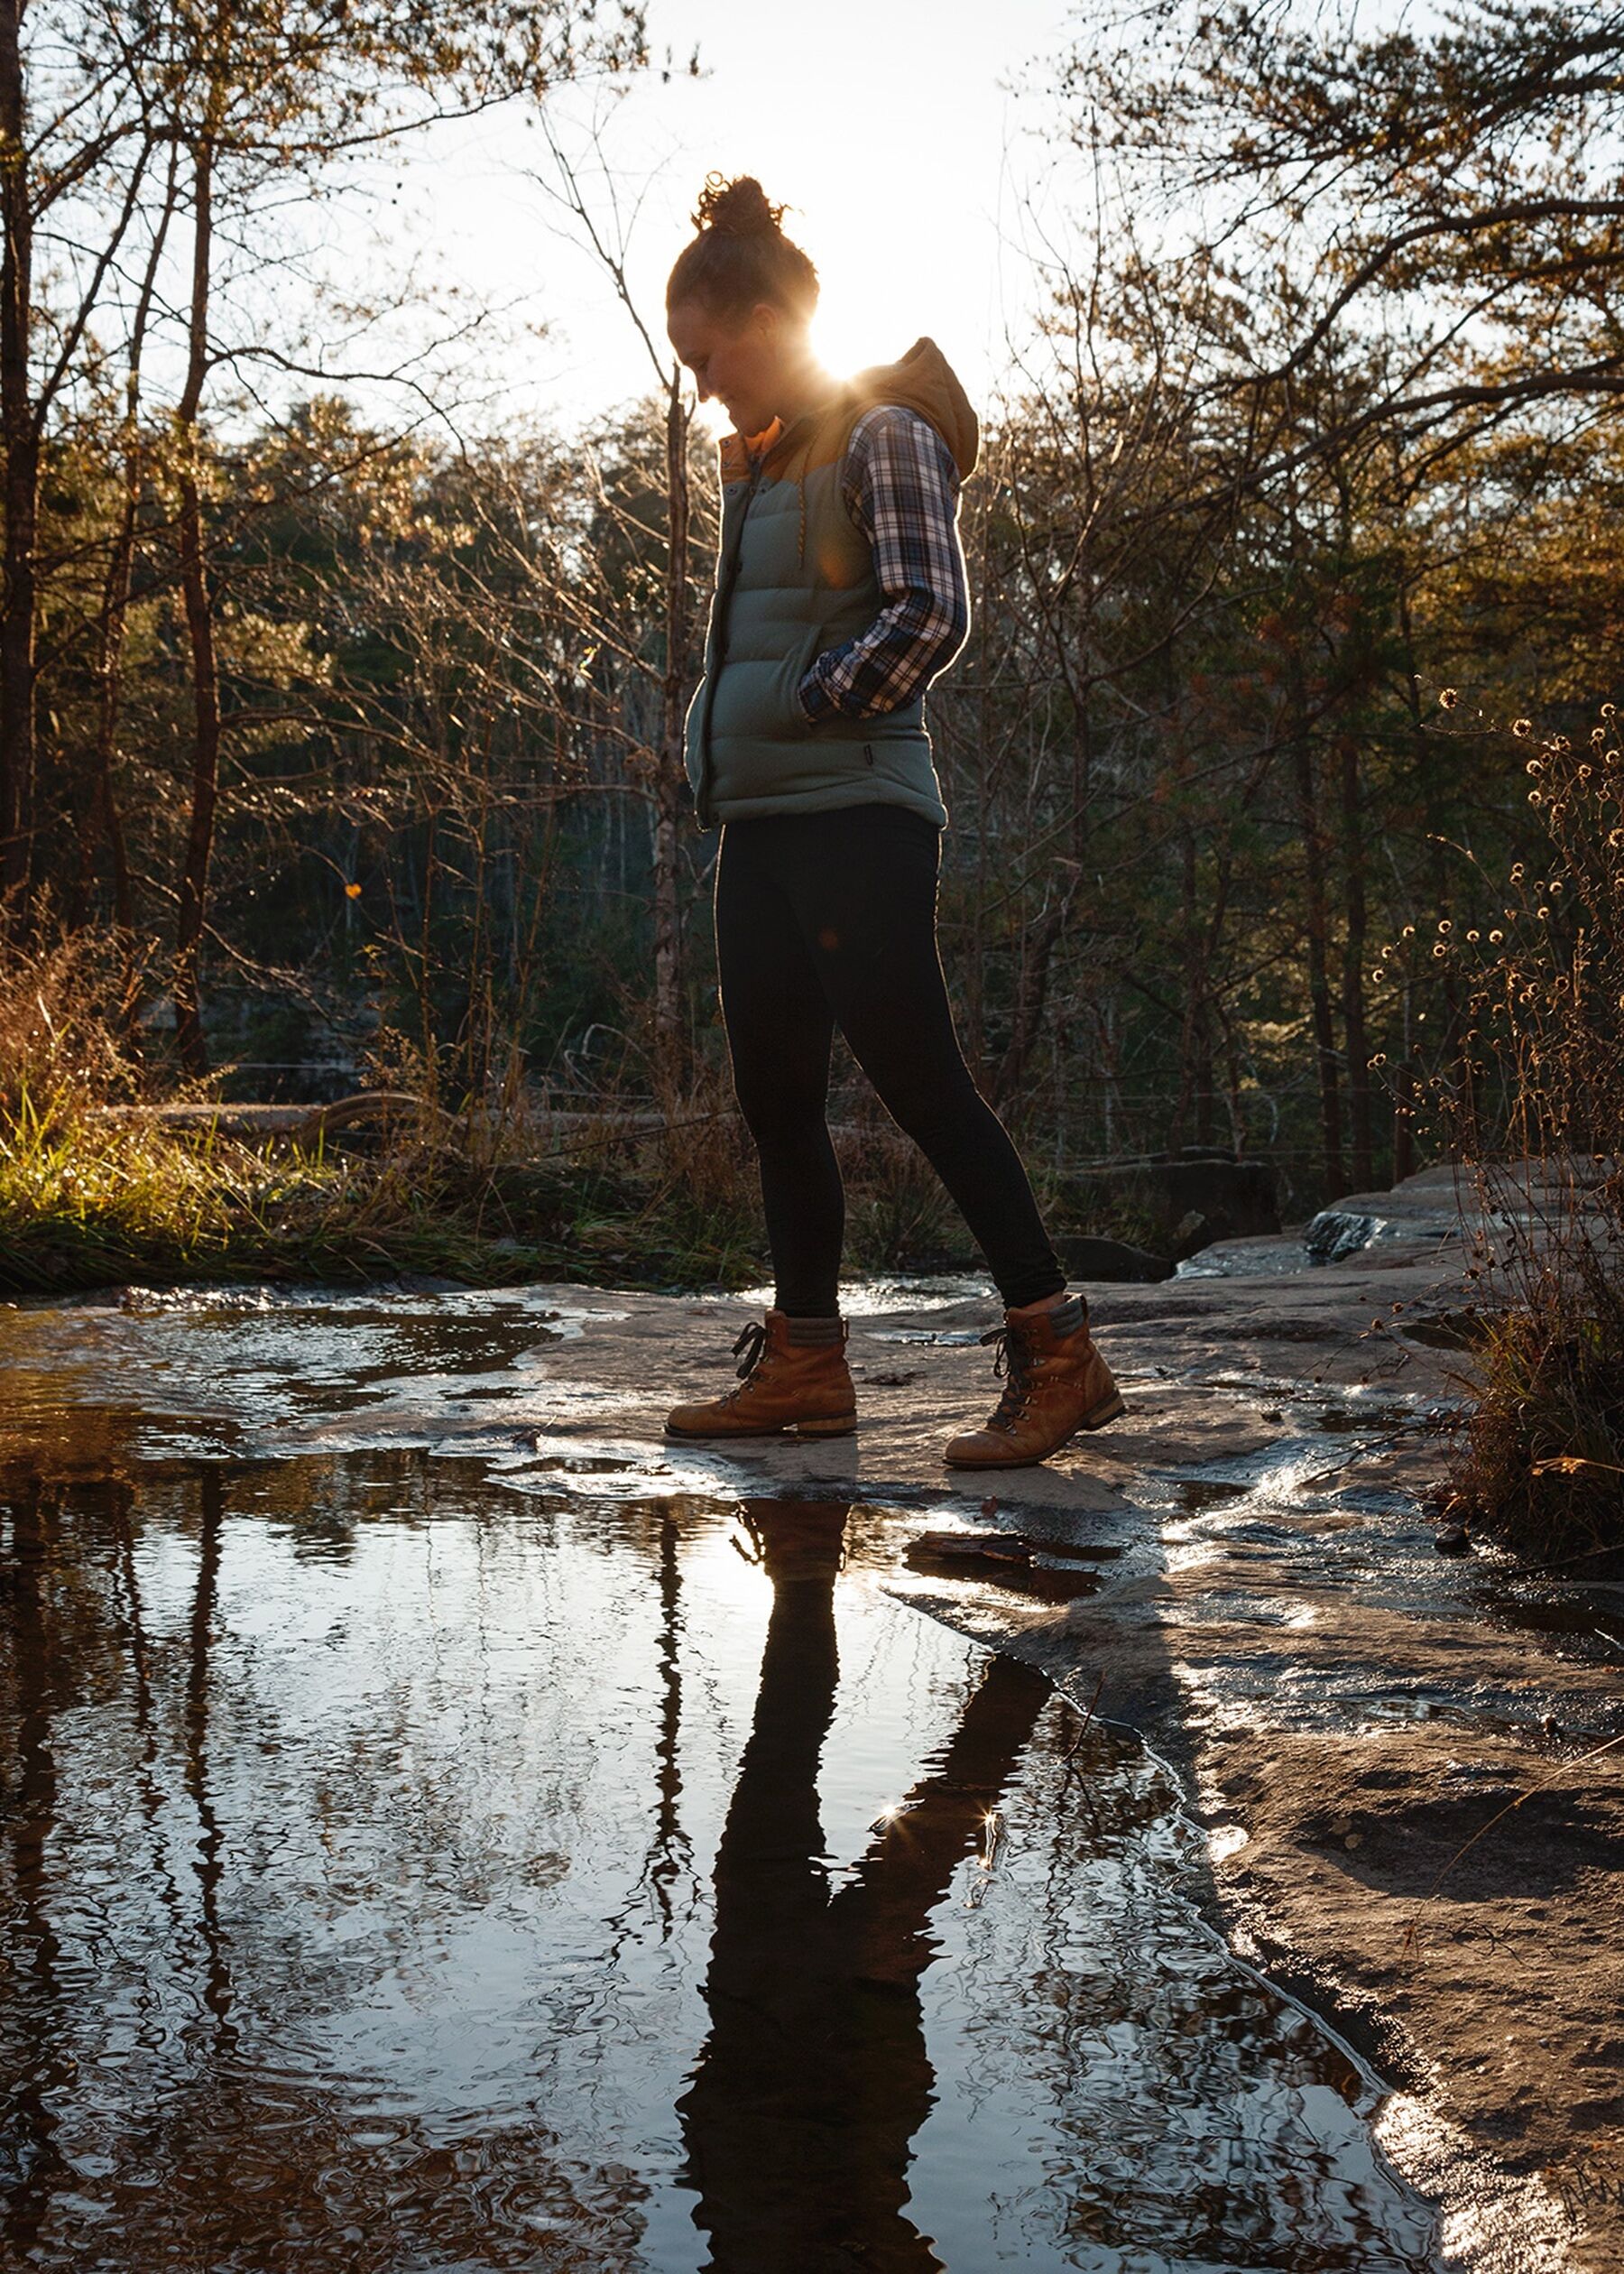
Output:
top-left (684, 341), bottom-right (978, 832)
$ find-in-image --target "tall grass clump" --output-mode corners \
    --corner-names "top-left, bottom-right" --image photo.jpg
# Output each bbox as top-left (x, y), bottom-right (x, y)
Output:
top-left (0, 928), bottom-right (145, 1121)
top-left (0, 930), bottom-right (192, 1287)
top-left (1426, 708), bottom-right (1624, 1565)
top-left (0, 936), bottom-right (766, 1294)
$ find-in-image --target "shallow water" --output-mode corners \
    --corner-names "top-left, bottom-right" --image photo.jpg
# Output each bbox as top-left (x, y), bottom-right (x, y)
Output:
top-left (0, 1284), bottom-right (1450, 2270)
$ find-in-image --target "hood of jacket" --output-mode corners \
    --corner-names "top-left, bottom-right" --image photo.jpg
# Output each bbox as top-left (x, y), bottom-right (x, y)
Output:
top-left (719, 337), bottom-right (979, 484)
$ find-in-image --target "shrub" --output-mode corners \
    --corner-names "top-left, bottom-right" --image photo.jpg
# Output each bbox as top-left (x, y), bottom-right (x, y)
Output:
top-left (1426, 711), bottom-right (1624, 1563)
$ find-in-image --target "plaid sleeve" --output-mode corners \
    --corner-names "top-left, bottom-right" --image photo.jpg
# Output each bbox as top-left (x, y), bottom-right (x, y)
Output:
top-left (797, 404), bottom-right (971, 723)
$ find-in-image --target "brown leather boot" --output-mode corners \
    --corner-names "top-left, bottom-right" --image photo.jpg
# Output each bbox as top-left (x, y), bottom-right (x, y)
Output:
top-left (665, 1310), bottom-right (857, 1441)
top-left (944, 1293), bottom-right (1124, 1468)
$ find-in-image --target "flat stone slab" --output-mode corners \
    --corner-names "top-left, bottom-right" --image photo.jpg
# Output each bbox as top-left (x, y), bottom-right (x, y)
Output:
top-left (1, 1246), bottom-right (1619, 2269)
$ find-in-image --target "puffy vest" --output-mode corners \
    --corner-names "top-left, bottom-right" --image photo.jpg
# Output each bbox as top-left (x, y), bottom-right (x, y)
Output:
top-left (684, 341), bottom-right (978, 833)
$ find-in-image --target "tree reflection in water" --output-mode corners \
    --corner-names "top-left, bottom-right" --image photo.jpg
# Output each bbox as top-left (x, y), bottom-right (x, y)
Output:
top-left (0, 1446), bottom-right (1441, 2272)
top-left (679, 1499), bottom-right (1048, 2272)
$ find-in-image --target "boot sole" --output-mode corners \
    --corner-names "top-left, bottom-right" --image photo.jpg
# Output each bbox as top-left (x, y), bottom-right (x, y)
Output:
top-left (943, 1390), bottom-right (1126, 1469)
top-left (664, 1411), bottom-right (858, 1443)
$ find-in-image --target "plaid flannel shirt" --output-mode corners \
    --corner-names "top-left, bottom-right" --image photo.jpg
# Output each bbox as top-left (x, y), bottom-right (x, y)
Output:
top-left (795, 405), bottom-right (970, 724)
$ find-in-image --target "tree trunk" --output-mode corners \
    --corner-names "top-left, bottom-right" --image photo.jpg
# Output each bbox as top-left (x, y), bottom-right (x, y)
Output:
top-left (1169, 826), bottom-right (1204, 1148)
top-left (0, 0), bottom-right (37, 917)
top-left (989, 874), bottom-right (1075, 1109)
top-left (652, 366), bottom-right (690, 1095)
top-left (1392, 587), bottom-right (1426, 1182)
top-left (72, 163), bottom-right (175, 944)
top-left (968, 603), bottom-right (988, 1073)
top-left (172, 134), bottom-right (221, 1077)
top-left (1291, 725), bottom-right (1346, 1197)
top-left (1338, 735), bottom-right (1374, 1188)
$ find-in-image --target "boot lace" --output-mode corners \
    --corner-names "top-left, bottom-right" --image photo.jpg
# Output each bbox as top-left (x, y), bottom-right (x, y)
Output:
top-left (712, 1319), bottom-right (769, 1408)
top-left (978, 1321), bottom-right (1036, 1434)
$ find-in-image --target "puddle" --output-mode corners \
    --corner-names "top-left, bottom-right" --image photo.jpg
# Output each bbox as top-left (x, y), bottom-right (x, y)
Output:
top-left (901, 1533), bottom-right (1113, 1603)
top-left (1140, 1414), bottom-right (1412, 1516)
top-left (0, 1454), bottom-right (1444, 2270)
top-left (1167, 1476), bottom-right (1252, 1513)
top-left (732, 1274), bottom-right (992, 1315)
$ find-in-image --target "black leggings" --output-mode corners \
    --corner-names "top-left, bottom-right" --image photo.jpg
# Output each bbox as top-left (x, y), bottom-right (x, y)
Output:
top-left (713, 804), bottom-right (1066, 1316)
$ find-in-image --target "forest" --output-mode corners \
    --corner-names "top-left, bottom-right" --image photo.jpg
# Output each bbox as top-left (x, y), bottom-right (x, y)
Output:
top-left (0, 0), bottom-right (1620, 1540)
top-left (3, 14), bottom-right (1624, 2260)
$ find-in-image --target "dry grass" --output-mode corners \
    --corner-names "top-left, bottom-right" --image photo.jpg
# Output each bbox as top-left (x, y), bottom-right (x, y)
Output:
top-left (0, 1088), bottom-right (774, 1298)
top-left (0, 929), bottom-right (146, 1121)
top-left (1425, 709), bottom-right (1624, 1564)
top-left (0, 930), bottom-right (762, 1292)
top-left (0, 930), bottom-right (1071, 1302)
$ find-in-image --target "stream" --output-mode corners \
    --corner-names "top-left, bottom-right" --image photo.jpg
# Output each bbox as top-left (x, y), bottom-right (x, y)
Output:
top-left (0, 1280), bottom-right (1461, 2271)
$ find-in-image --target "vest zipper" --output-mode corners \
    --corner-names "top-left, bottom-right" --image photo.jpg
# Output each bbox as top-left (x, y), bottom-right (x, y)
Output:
top-left (695, 458), bottom-right (766, 831)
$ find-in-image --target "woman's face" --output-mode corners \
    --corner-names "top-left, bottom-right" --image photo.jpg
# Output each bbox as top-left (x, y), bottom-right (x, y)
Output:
top-left (667, 297), bottom-right (797, 439)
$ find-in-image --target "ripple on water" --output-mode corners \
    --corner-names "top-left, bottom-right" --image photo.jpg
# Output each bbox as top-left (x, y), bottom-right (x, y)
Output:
top-left (0, 1447), bottom-right (1444, 2271)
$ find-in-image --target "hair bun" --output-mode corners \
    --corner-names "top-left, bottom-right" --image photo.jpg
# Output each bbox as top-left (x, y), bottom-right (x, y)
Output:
top-left (668, 174), bottom-right (818, 320)
top-left (694, 173), bottom-right (783, 239)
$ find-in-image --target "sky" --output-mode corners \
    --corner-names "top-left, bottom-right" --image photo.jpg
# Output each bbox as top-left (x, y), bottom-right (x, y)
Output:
top-left (339, 0), bottom-right (1083, 439)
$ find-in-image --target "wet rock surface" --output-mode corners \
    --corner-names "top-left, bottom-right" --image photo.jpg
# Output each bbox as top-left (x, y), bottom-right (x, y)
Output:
top-left (1, 1240), bottom-right (1619, 2269)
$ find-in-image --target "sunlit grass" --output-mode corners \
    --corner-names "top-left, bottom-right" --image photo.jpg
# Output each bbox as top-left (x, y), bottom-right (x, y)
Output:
top-left (0, 1089), bottom-right (239, 1287)
top-left (0, 1086), bottom-right (780, 1297)
top-left (0, 922), bottom-right (1145, 1304)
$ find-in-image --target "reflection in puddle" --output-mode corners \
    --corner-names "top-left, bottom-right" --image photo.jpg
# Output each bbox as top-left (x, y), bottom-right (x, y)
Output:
top-left (902, 1532), bottom-right (1114, 1603)
top-left (0, 1454), bottom-right (1443, 2270)
top-left (1168, 1475), bottom-right (1252, 1513)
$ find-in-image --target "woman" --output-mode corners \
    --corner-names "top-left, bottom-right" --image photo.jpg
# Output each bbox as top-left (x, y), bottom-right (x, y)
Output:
top-left (661, 176), bottom-right (1122, 1469)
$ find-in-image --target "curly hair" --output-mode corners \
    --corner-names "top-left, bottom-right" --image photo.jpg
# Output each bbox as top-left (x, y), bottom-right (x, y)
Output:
top-left (665, 173), bottom-right (819, 323)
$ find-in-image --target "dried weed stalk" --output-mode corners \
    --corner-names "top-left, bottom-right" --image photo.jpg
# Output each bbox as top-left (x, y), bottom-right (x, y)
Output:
top-left (1422, 710), bottom-right (1624, 1562)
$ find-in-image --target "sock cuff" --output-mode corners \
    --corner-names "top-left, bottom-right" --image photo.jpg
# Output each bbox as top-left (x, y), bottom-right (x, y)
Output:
top-left (1040, 1294), bottom-right (1087, 1338)
top-left (776, 1311), bottom-right (845, 1345)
